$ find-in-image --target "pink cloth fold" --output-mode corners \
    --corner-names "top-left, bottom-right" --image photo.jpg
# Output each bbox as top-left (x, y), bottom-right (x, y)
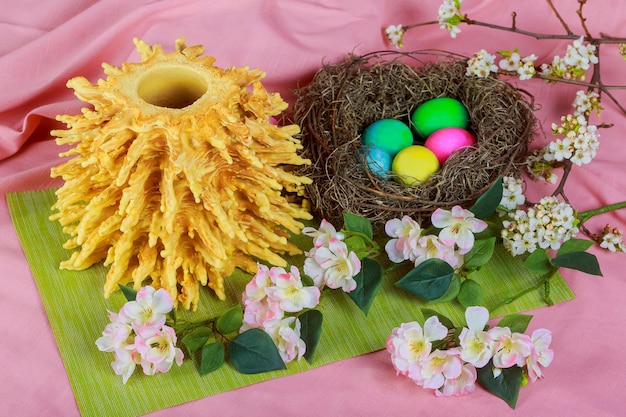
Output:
top-left (2, 1), bottom-right (626, 416)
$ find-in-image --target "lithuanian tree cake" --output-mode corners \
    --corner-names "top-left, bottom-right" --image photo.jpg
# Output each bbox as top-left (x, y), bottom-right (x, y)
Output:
top-left (50, 38), bottom-right (312, 310)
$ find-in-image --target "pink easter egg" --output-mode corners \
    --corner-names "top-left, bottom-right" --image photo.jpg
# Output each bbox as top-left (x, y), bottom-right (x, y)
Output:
top-left (424, 127), bottom-right (476, 165)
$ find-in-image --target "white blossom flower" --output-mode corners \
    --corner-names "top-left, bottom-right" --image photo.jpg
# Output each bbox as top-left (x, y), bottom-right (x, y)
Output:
top-left (517, 54), bottom-right (538, 80)
top-left (573, 90), bottom-right (601, 116)
top-left (385, 24), bottom-right (405, 48)
top-left (438, 0), bottom-right (463, 38)
top-left (498, 51), bottom-right (521, 71)
top-left (466, 49), bottom-right (498, 78)
top-left (600, 226), bottom-right (626, 252)
top-left (500, 176), bottom-right (525, 210)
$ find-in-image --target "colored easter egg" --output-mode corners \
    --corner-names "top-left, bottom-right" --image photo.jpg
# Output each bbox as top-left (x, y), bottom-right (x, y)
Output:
top-left (424, 127), bottom-right (476, 165)
top-left (363, 145), bottom-right (392, 177)
top-left (391, 145), bottom-right (440, 185)
top-left (411, 97), bottom-right (469, 138)
top-left (363, 119), bottom-right (413, 158)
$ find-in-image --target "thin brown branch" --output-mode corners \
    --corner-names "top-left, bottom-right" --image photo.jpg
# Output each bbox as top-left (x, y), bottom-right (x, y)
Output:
top-left (576, 0), bottom-right (593, 39)
top-left (547, 0), bottom-right (574, 35)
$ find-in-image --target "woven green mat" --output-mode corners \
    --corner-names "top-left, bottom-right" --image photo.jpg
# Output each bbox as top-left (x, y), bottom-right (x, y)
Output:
top-left (7, 189), bottom-right (575, 417)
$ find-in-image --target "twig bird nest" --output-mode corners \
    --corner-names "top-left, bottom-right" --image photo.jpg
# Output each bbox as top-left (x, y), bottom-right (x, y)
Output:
top-left (293, 50), bottom-right (535, 230)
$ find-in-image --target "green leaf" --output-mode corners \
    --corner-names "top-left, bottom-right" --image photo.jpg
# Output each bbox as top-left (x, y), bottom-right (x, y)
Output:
top-left (229, 328), bottom-right (286, 374)
top-left (556, 238), bottom-right (594, 256)
top-left (477, 360), bottom-right (523, 409)
top-left (344, 235), bottom-right (367, 256)
top-left (182, 327), bottom-right (212, 352)
top-left (470, 177), bottom-right (503, 219)
top-left (457, 279), bottom-right (484, 308)
top-left (420, 308), bottom-right (455, 330)
top-left (348, 258), bottom-right (384, 315)
top-left (216, 305), bottom-right (243, 335)
top-left (430, 274), bottom-right (461, 304)
top-left (200, 342), bottom-right (225, 375)
top-left (551, 251), bottom-right (603, 276)
top-left (395, 259), bottom-right (454, 300)
top-left (118, 283), bottom-right (137, 302)
top-left (524, 249), bottom-right (553, 275)
top-left (299, 310), bottom-right (323, 363)
top-left (342, 212), bottom-right (373, 239)
top-left (301, 274), bottom-right (315, 287)
top-left (497, 313), bottom-right (533, 334)
top-left (463, 237), bottom-right (496, 271)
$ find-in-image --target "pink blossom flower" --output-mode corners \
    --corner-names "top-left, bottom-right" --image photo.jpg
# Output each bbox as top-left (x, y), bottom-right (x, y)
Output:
top-left (240, 298), bottom-right (283, 331)
top-left (386, 317), bottom-right (448, 377)
top-left (431, 206), bottom-right (488, 254)
top-left (526, 328), bottom-right (554, 382)
top-left (134, 325), bottom-right (184, 376)
top-left (96, 321), bottom-right (133, 352)
top-left (458, 306), bottom-right (497, 368)
top-left (302, 219), bottom-right (344, 248)
top-left (436, 363), bottom-right (477, 397)
top-left (384, 215), bottom-right (422, 263)
top-left (413, 234), bottom-right (464, 269)
top-left (111, 347), bottom-right (139, 385)
top-left (264, 265), bottom-right (320, 312)
top-left (420, 349), bottom-right (463, 390)
top-left (304, 238), bottom-right (361, 292)
top-left (242, 263), bottom-right (272, 306)
top-left (264, 317), bottom-right (306, 363)
top-left (123, 286), bottom-right (173, 338)
top-left (492, 330), bottom-right (533, 369)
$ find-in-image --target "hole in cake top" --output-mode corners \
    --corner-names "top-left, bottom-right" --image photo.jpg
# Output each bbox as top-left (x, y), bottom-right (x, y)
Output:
top-left (137, 66), bottom-right (208, 109)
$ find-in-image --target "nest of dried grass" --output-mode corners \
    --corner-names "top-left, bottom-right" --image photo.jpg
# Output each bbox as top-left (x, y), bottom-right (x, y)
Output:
top-left (292, 50), bottom-right (536, 231)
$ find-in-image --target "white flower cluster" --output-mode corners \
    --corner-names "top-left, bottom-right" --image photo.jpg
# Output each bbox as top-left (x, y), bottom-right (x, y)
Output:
top-left (600, 226), bottom-right (626, 253)
top-left (541, 36), bottom-right (598, 80)
top-left (572, 90), bottom-right (601, 117)
top-left (465, 49), bottom-right (498, 78)
top-left (545, 113), bottom-right (600, 166)
top-left (385, 24), bottom-right (405, 49)
top-left (438, 0), bottom-right (463, 38)
top-left (502, 196), bottom-right (579, 256)
top-left (498, 51), bottom-right (538, 80)
top-left (499, 176), bottom-right (526, 211)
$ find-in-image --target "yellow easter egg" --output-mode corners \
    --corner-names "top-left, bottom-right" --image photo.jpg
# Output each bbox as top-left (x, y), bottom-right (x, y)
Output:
top-left (391, 145), bottom-right (440, 185)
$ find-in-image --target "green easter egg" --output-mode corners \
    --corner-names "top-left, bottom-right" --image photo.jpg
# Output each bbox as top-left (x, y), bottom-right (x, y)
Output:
top-left (363, 119), bottom-right (413, 158)
top-left (411, 97), bottom-right (469, 138)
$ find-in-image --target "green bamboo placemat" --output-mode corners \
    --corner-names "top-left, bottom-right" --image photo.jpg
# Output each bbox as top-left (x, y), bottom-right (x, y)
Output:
top-left (7, 189), bottom-right (575, 417)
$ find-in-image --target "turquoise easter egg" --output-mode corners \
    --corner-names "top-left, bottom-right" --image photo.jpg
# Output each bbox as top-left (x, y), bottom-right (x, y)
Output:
top-left (364, 145), bottom-right (392, 177)
top-left (411, 97), bottom-right (469, 138)
top-left (363, 119), bottom-right (413, 158)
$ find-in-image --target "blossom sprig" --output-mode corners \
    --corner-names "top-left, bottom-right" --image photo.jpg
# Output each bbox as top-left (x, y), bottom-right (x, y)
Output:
top-left (387, 306), bottom-right (553, 408)
top-left (304, 213), bottom-right (385, 315)
top-left (96, 286), bottom-right (184, 384)
top-left (240, 263), bottom-right (321, 363)
top-left (385, 181), bottom-right (503, 309)
top-left (438, 0), bottom-right (465, 38)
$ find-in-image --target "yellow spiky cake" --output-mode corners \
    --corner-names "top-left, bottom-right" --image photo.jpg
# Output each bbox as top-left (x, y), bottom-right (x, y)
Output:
top-left (50, 37), bottom-right (313, 310)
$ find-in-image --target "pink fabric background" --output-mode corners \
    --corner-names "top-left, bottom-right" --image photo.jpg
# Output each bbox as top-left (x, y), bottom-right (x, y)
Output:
top-left (1, 1), bottom-right (625, 416)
